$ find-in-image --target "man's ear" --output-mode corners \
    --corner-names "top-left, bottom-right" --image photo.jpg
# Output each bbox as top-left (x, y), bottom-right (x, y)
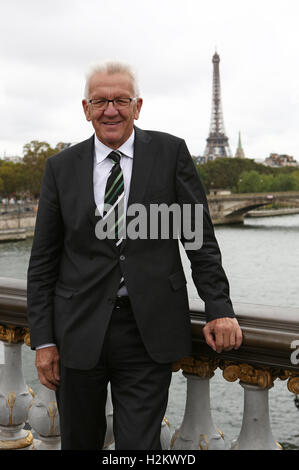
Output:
top-left (82, 99), bottom-right (91, 121)
top-left (134, 98), bottom-right (143, 120)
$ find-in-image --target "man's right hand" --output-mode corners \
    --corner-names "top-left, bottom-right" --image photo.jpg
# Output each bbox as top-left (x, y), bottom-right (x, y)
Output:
top-left (35, 346), bottom-right (60, 391)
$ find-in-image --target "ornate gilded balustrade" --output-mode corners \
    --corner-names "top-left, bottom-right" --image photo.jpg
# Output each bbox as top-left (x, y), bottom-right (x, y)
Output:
top-left (0, 277), bottom-right (298, 450)
top-left (171, 299), bottom-right (299, 450)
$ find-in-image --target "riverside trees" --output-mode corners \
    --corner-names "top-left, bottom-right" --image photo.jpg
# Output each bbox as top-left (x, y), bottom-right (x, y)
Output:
top-left (196, 157), bottom-right (299, 194)
top-left (0, 141), bottom-right (72, 200)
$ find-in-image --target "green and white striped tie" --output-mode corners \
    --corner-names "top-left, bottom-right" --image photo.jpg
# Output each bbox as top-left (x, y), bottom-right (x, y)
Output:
top-left (104, 150), bottom-right (125, 289)
top-left (103, 150), bottom-right (125, 247)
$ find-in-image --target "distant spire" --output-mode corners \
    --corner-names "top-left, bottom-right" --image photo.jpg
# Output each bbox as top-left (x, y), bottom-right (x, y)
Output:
top-left (235, 131), bottom-right (245, 158)
top-left (238, 131), bottom-right (242, 147)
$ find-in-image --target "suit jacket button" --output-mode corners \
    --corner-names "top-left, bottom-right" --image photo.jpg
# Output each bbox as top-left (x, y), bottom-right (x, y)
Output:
top-left (119, 255), bottom-right (125, 261)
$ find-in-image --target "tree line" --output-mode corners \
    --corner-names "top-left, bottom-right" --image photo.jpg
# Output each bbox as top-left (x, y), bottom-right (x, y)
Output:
top-left (0, 141), bottom-right (71, 200)
top-left (196, 157), bottom-right (299, 194)
top-left (1, 141), bottom-right (299, 199)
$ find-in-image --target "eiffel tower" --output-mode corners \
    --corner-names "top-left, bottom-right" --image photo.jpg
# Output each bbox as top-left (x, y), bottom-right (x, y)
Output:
top-left (203, 51), bottom-right (232, 161)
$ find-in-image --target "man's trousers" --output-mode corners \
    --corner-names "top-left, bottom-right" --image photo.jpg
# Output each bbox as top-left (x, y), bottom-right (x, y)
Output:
top-left (55, 301), bottom-right (173, 450)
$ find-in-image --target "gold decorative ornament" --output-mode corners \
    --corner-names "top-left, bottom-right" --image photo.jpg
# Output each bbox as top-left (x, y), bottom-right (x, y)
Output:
top-left (7, 392), bottom-right (16, 425)
top-left (0, 325), bottom-right (29, 344)
top-left (0, 430), bottom-right (33, 450)
top-left (173, 356), bottom-right (299, 396)
top-left (163, 417), bottom-right (170, 428)
top-left (48, 401), bottom-right (58, 436)
top-left (173, 356), bottom-right (220, 378)
top-left (197, 356), bottom-right (219, 378)
top-left (287, 376), bottom-right (299, 395)
top-left (222, 364), bottom-right (240, 382)
top-left (220, 362), bottom-right (275, 389)
top-left (198, 433), bottom-right (209, 450)
top-left (169, 429), bottom-right (179, 449)
top-left (276, 369), bottom-right (291, 381)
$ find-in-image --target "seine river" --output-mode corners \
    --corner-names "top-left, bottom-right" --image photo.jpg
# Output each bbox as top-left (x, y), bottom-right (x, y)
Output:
top-left (0, 213), bottom-right (298, 449)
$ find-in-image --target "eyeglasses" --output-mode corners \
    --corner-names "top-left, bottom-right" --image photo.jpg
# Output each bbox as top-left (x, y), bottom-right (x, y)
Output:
top-left (87, 97), bottom-right (138, 110)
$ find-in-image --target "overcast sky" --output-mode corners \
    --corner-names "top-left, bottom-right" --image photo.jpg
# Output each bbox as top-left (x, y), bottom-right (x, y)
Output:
top-left (1, 0), bottom-right (299, 161)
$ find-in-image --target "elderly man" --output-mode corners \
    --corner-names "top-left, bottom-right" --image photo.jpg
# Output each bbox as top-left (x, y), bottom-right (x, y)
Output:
top-left (27, 62), bottom-right (242, 450)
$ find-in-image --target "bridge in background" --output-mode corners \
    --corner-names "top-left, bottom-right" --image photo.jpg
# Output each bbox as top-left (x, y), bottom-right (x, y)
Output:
top-left (207, 191), bottom-right (299, 224)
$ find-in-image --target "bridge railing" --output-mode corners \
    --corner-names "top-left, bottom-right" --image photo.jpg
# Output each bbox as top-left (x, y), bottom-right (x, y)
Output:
top-left (0, 277), bottom-right (298, 450)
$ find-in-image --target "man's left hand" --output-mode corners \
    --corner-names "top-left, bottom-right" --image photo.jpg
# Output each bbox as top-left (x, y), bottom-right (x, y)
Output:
top-left (203, 317), bottom-right (243, 353)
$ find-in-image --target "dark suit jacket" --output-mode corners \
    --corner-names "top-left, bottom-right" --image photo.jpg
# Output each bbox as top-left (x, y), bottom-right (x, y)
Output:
top-left (27, 126), bottom-right (235, 369)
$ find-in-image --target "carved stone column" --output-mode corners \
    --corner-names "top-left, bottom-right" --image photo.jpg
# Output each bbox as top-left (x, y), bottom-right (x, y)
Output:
top-left (231, 382), bottom-right (280, 450)
top-left (161, 417), bottom-right (171, 450)
top-left (221, 362), bottom-right (282, 450)
top-left (171, 357), bottom-right (225, 450)
top-left (28, 385), bottom-right (60, 450)
top-left (0, 326), bottom-right (34, 449)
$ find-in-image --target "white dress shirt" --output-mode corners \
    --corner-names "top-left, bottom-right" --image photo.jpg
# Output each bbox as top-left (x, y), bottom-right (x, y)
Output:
top-left (93, 129), bottom-right (134, 216)
top-left (36, 130), bottom-right (135, 350)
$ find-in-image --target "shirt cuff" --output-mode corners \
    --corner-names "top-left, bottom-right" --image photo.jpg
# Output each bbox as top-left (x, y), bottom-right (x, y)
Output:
top-left (36, 343), bottom-right (56, 349)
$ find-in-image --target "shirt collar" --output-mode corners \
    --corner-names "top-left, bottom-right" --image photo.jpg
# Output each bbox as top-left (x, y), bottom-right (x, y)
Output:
top-left (94, 129), bottom-right (135, 165)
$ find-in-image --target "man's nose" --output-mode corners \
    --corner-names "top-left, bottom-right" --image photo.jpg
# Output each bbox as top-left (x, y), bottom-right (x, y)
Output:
top-left (103, 101), bottom-right (119, 116)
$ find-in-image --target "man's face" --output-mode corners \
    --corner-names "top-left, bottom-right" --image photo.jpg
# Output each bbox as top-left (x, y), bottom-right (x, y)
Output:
top-left (82, 72), bottom-right (143, 149)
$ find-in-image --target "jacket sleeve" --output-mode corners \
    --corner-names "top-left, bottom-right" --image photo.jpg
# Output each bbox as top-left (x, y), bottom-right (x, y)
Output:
top-left (27, 158), bottom-right (64, 348)
top-left (175, 139), bottom-right (235, 322)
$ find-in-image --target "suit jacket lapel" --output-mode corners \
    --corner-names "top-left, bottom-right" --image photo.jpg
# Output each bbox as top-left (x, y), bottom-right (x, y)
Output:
top-left (74, 135), bottom-right (100, 228)
top-left (121, 126), bottom-right (154, 251)
top-left (127, 126), bottom-right (153, 208)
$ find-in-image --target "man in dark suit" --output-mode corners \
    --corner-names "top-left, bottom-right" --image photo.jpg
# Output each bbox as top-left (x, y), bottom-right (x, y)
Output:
top-left (27, 62), bottom-right (242, 450)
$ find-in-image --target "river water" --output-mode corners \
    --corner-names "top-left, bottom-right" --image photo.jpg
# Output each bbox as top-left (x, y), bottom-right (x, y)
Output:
top-left (0, 213), bottom-right (298, 449)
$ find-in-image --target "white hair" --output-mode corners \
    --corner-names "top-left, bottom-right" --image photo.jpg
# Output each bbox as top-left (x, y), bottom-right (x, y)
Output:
top-left (83, 61), bottom-right (140, 99)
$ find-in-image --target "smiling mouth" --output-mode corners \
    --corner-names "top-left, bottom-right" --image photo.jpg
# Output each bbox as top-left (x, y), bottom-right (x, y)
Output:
top-left (103, 121), bottom-right (122, 126)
